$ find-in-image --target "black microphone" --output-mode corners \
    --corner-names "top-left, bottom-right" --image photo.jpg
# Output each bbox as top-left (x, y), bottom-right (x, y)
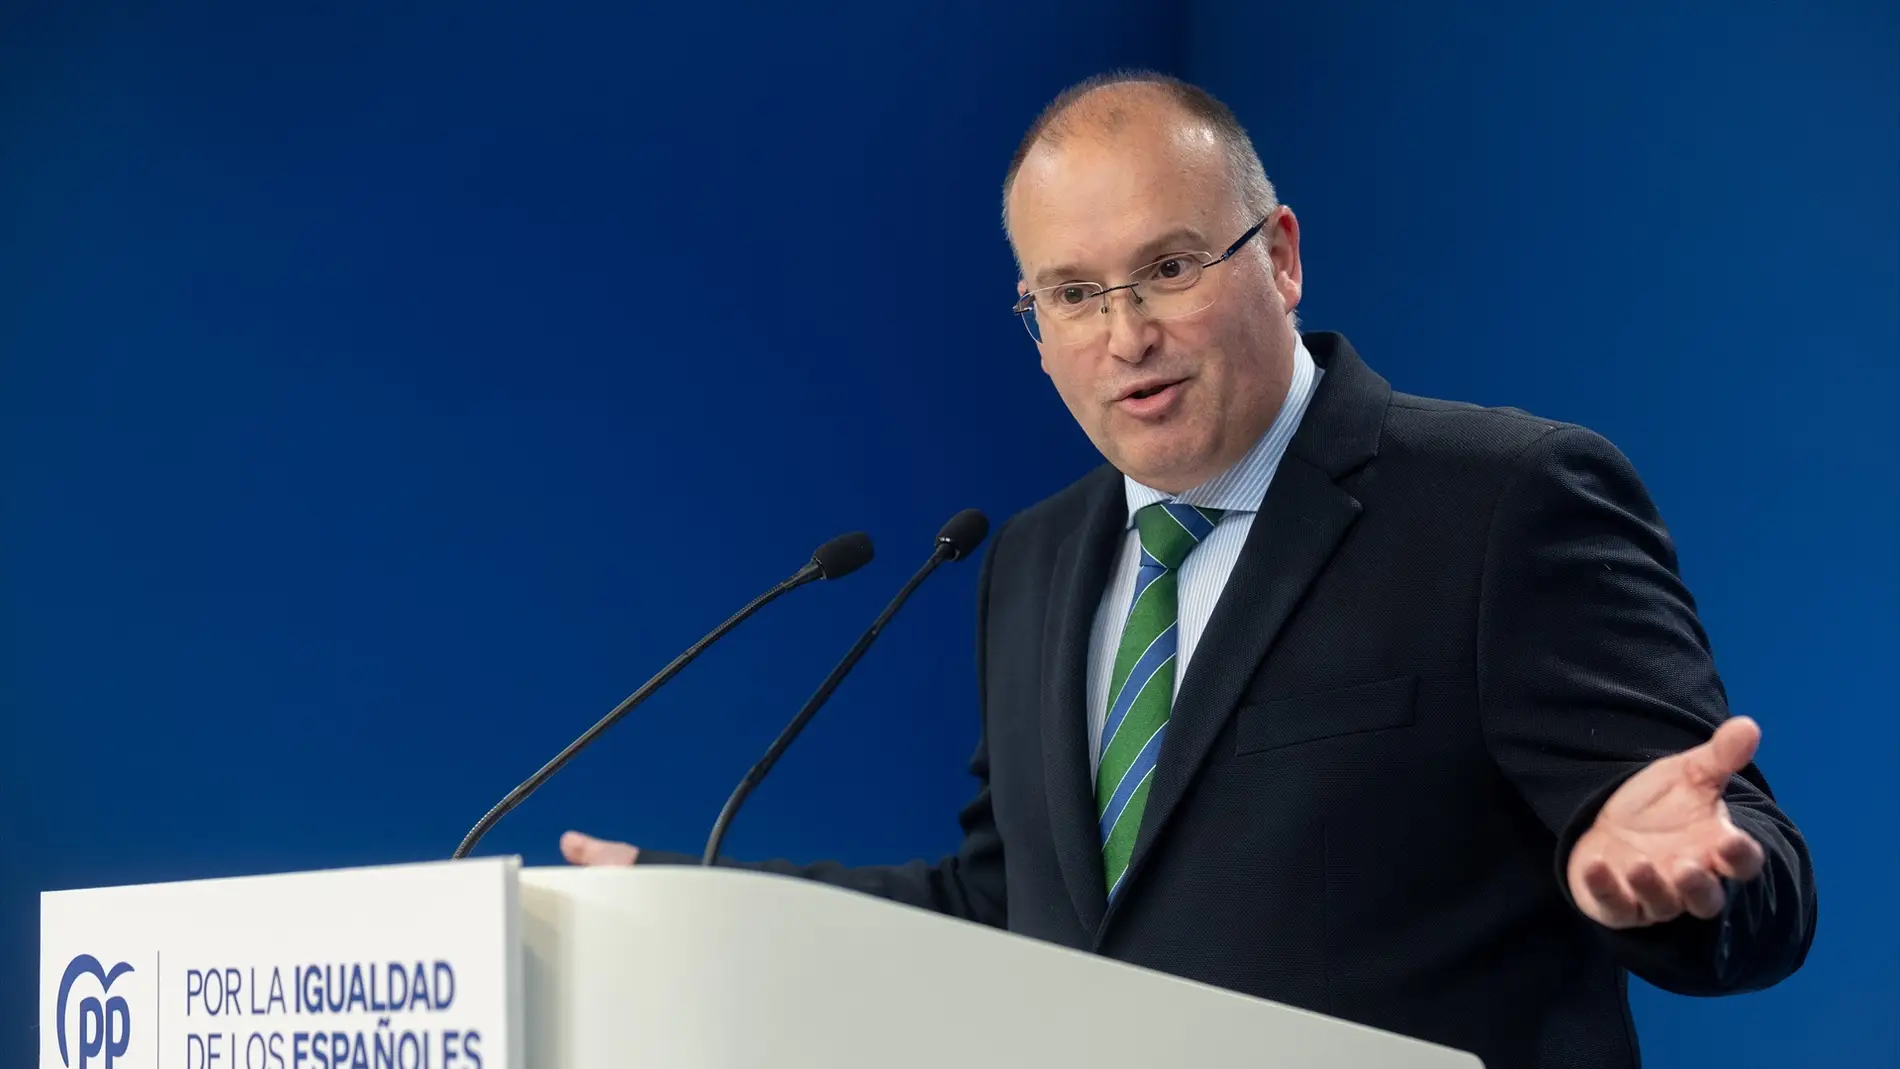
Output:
top-left (701, 509), bottom-right (990, 865)
top-left (451, 530), bottom-right (874, 860)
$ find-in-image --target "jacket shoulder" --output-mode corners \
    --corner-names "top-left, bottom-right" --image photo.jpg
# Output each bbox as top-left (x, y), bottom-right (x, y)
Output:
top-left (1387, 388), bottom-right (1561, 452)
top-left (1378, 388), bottom-right (1628, 477)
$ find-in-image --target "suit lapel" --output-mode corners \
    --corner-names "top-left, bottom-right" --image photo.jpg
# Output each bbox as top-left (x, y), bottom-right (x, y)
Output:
top-left (1093, 332), bottom-right (1390, 941)
top-left (1040, 469), bottom-right (1125, 934)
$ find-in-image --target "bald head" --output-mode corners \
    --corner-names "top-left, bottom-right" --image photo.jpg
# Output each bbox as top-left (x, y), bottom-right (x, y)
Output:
top-left (1031, 78), bottom-right (1181, 144)
top-left (1001, 72), bottom-right (1278, 244)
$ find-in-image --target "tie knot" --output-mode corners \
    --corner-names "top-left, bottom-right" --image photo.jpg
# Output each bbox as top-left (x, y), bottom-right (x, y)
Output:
top-left (1134, 502), bottom-right (1226, 570)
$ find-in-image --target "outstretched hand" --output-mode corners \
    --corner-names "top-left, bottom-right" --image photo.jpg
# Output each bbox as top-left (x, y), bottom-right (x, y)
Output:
top-left (560, 830), bottom-right (640, 866)
top-left (1567, 717), bottom-right (1767, 930)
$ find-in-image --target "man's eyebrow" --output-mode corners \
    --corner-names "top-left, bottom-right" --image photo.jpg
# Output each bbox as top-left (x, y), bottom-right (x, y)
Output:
top-left (1029, 228), bottom-right (1210, 288)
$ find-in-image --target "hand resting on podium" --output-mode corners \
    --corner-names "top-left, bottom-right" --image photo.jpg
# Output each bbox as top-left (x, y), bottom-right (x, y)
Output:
top-left (561, 830), bottom-right (639, 867)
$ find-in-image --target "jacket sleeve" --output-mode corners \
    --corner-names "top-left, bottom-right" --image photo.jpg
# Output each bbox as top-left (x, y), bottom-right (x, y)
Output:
top-left (1475, 425), bottom-right (1816, 995)
top-left (635, 520), bottom-right (1012, 929)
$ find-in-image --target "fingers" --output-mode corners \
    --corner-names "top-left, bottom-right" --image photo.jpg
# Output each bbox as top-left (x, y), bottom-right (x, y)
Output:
top-left (1577, 858), bottom-right (1643, 929)
top-left (1686, 716), bottom-right (1761, 789)
top-left (1625, 861), bottom-right (1684, 924)
top-left (560, 830), bottom-right (640, 866)
top-left (1579, 856), bottom-right (1720, 929)
top-left (1570, 824), bottom-right (1761, 930)
top-left (1676, 863), bottom-right (1728, 920)
top-left (1713, 826), bottom-right (1766, 881)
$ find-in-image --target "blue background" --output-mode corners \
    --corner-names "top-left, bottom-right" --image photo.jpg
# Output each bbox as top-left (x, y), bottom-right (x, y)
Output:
top-left (3, 2), bottom-right (1894, 1065)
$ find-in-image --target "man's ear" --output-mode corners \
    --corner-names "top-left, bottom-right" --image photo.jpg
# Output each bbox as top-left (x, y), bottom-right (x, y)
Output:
top-left (1268, 206), bottom-right (1304, 314)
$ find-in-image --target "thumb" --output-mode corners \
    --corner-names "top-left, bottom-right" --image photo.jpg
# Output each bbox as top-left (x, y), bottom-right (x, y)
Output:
top-left (560, 830), bottom-right (640, 866)
top-left (1684, 717), bottom-right (1760, 789)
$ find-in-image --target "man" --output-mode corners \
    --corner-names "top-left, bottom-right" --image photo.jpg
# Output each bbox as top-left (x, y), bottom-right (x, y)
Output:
top-left (563, 73), bottom-right (1815, 1067)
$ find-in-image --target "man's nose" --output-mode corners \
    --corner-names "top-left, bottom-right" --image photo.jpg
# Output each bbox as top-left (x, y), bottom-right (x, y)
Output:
top-left (1102, 287), bottom-right (1157, 364)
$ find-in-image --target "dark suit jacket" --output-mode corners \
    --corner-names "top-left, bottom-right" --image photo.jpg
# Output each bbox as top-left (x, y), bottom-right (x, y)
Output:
top-left (655, 333), bottom-right (1816, 1068)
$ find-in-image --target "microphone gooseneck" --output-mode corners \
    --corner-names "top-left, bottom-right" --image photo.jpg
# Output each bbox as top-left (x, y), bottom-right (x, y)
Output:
top-left (701, 510), bottom-right (990, 866)
top-left (451, 531), bottom-right (873, 860)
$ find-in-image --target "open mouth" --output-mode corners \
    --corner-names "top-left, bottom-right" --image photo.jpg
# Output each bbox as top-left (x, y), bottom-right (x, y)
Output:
top-left (1123, 379), bottom-right (1184, 401)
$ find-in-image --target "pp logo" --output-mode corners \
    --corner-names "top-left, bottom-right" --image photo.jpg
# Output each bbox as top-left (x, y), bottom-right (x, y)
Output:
top-left (55, 955), bottom-right (134, 1069)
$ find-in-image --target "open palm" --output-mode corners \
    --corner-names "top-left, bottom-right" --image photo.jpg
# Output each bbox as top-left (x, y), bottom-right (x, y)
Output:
top-left (1567, 717), bottom-right (1767, 929)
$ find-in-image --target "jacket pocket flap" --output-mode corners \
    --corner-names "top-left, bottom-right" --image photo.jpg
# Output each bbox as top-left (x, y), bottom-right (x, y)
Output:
top-left (1236, 674), bottom-right (1418, 755)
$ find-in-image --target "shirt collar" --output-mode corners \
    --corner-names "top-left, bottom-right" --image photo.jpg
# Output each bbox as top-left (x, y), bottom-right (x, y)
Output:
top-left (1121, 335), bottom-right (1323, 526)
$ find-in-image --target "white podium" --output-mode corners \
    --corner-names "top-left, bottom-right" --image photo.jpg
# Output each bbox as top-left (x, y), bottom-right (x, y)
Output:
top-left (42, 859), bottom-right (1482, 1068)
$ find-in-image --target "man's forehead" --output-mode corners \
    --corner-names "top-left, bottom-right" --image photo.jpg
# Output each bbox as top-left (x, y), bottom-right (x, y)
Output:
top-left (1007, 118), bottom-right (1232, 272)
top-left (1010, 171), bottom-right (1228, 283)
top-left (1014, 117), bottom-right (1225, 201)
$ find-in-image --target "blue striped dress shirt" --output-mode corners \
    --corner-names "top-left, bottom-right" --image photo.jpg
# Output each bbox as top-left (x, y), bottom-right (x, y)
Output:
top-left (1086, 338), bottom-right (1323, 776)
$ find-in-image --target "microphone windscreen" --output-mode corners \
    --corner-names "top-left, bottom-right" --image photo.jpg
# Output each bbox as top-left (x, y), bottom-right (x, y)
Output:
top-left (812, 532), bottom-right (874, 579)
top-left (936, 509), bottom-right (990, 562)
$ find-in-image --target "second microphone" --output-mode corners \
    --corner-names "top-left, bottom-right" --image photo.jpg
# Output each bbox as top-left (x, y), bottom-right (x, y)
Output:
top-left (701, 508), bottom-right (991, 865)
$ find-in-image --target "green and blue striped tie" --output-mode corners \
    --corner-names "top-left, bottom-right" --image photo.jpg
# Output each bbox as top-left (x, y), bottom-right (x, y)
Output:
top-left (1097, 501), bottom-right (1226, 899)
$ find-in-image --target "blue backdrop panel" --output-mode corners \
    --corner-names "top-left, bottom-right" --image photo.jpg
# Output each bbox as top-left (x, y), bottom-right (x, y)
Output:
top-left (3, 2), bottom-right (1894, 1066)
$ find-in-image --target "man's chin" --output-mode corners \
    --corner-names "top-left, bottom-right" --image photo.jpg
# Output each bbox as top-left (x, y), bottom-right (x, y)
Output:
top-left (1109, 441), bottom-right (1216, 494)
